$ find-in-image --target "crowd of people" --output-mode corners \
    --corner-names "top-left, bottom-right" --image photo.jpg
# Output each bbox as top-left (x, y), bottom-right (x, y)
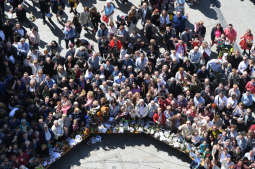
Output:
top-left (1, 0), bottom-right (255, 168)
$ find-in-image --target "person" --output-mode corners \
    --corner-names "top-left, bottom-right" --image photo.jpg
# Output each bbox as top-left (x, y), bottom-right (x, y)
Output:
top-left (172, 11), bottom-right (187, 37)
top-left (102, 0), bottom-right (115, 24)
top-left (89, 7), bottom-right (101, 33)
top-left (138, 2), bottom-right (152, 26)
top-left (27, 27), bottom-right (40, 49)
top-left (240, 29), bottom-right (253, 56)
top-left (79, 7), bottom-right (90, 30)
top-left (127, 6), bottom-right (138, 34)
top-left (210, 23), bottom-right (224, 45)
top-left (224, 24), bottom-right (237, 44)
top-left (39, 0), bottom-right (51, 24)
top-left (63, 20), bottom-right (76, 49)
top-left (15, 5), bottom-right (28, 23)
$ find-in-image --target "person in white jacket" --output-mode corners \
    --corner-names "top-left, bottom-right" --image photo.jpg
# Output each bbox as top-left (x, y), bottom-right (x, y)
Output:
top-left (147, 100), bottom-right (158, 119)
top-left (51, 120), bottom-right (64, 140)
top-left (135, 99), bottom-right (149, 119)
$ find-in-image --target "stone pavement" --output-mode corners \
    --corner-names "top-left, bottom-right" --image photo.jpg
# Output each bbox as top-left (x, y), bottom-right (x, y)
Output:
top-left (49, 134), bottom-right (191, 169)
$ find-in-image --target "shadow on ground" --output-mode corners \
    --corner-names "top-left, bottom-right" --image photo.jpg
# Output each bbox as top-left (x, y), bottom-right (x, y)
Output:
top-left (194, 0), bottom-right (219, 20)
top-left (49, 134), bottom-right (191, 169)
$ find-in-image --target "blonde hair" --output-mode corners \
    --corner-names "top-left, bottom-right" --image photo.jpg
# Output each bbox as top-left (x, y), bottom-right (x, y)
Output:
top-left (87, 91), bottom-right (94, 98)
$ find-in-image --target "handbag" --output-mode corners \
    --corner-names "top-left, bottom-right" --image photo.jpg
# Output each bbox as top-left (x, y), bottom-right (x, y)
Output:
top-left (102, 15), bottom-right (109, 24)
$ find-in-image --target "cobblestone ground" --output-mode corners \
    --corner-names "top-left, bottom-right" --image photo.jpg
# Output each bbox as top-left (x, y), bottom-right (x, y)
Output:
top-left (49, 134), bottom-right (191, 169)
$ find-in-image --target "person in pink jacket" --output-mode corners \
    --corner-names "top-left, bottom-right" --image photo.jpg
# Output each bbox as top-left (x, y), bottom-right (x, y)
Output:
top-left (224, 24), bottom-right (237, 44)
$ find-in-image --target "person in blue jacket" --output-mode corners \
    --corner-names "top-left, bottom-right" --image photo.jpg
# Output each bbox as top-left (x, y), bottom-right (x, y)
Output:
top-left (172, 11), bottom-right (187, 38)
top-left (63, 20), bottom-right (76, 49)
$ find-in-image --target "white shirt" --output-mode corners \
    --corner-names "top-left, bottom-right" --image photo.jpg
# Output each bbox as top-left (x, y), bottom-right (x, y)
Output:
top-left (227, 97), bottom-right (238, 108)
top-left (238, 60), bottom-right (248, 73)
top-left (214, 95), bottom-right (228, 110)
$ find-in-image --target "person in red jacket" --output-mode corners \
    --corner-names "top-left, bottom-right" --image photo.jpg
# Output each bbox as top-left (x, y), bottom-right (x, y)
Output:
top-left (153, 107), bottom-right (166, 125)
top-left (175, 40), bottom-right (187, 60)
top-left (109, 36), bottom-right (122, 58)
top-left (245, 77), bottom-right (255, 94)
top-left (109, 36), bottom-right (122, 50)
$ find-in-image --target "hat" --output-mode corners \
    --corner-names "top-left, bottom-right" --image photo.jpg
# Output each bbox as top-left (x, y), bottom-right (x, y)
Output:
top-left (106, 0), bottom-right (111, 3)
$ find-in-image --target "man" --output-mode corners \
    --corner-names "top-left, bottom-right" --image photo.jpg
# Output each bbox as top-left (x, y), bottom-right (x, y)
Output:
top-left (39, 0), bottom-right (51, 24)
top-left (193, 93), bottom-right (205, 108)
top-left (214, 91), bottom-right (228, 111)
top-left (189, 46), bottom-right (202, 68)
top-left (17, 38), bottom-right (29, 59)
top-left (135, 52), bottom-right (148, 72)
top-left (241, 90), bottom-right (255, 107)
top-left (172, 11), bottom-right (187, 37)
top-left (178, 120), bottom-right (194, 141)
top-left (12, 23), bottom-right (27, 42)
top-left (238, 56), bottom-right (249, 74)
top-left (224, 24), bottom-right (237, 44)
top-left (15, 5), bottom-right (28, 23)
top-left (163, 26), bottom-right (176, 51)
top-left (180, 28), bottom-right (193, 49)
top-left (139, 2), bottom-right (152, 26)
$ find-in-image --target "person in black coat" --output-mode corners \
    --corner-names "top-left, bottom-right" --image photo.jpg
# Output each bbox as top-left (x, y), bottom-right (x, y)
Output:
top-left (2, 20), bottom-right (14, 42)
top-left (167, 78), bottom-right (183, 97)
top-left (163, 25), bottom-right (176, 51)
top-left (39, 0), bottom-right (50, 24)
top-left (210, 23), bottom-right (224, 44)
top-left (9, 0), bottom-right (22, 10)
top-left (150, 9), bottom-right (160, 27)
top-left (138, 2), bottom-right (152, 26)
top-left (15, 5), bottom-right (28, 23)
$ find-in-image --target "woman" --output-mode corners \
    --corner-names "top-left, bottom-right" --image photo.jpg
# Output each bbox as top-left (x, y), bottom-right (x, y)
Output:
top-left (27, 27), bottom-right (40, 49)
top-left (108, 21), bottom-right (117, 36)
top-left (72, 15), bottom-right (82, 38)
top-left (240, 29), bottom-right (253, 56)
top-left (79, 7), bottom-right (90, 30)
top-left (210, 23), bottom-right (224, 45)
top-left (127, 6), bottom-right (138, 34)
top-left (63, 20), bottom-right (76, 49)
top-left (199, 41), bottom-right (211, 65)
top-left (89, 7), bottom-right (101, 32)
top-left (61, 95), bottom-right (72, 114)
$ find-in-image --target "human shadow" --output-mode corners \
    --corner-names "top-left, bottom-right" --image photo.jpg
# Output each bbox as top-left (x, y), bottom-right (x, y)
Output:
top-left (80, 0), bottom-right (97, 8)
top-left (196, 0), bottom-right (218, 20)
top-left (46, 19), bottom-right (64, 49)
top-left (114, 0), bottom-right (134, 14)
top-left (84, 30), bottom-right (97, 42)
top-left (23, 0), bottom-right (42, 19)
top-left (48, 134), bottom-right (191, 169)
